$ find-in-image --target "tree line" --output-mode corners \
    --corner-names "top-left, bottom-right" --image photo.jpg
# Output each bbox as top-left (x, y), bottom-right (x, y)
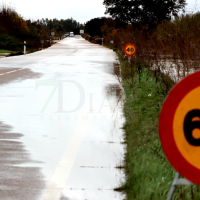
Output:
top-left (0, 4), bottom-right (84, 51)
top-left (85, 0), bottom-right (186, 37)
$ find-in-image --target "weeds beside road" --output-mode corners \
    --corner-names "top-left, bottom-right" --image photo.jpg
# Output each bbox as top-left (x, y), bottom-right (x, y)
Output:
top-left (0, 50), bottom-right (12, 53)
top-left (114, 50), bottom-right (200, 199)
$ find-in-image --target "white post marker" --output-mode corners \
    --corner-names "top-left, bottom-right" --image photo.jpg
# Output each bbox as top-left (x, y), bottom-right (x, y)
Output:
top-left (24, 41), bottom-right (26, 55)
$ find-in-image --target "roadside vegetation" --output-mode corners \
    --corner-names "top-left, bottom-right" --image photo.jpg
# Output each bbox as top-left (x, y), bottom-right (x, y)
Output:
top-left (114, 50), bottom-right (200, 200)
top-left (0, 49), bottom-right (12, 53)
top-left (0, 3), bottom-right (84, 54)
top-left (83, 4), bottom-right (200, 200)
top-left (114, 15), bottom-right (200, 199)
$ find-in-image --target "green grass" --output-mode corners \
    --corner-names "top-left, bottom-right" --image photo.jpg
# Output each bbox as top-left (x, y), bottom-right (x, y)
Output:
top-left (0, 49), bottom-right (12, 53)
top-left (27, 49), bottom-right (37, 54)
top-left (116, 51), bottom-right (200, 200)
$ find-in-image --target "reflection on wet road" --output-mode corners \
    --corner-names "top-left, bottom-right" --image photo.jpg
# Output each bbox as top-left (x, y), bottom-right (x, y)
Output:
top-left (0, 36), bottom-right (125, 200)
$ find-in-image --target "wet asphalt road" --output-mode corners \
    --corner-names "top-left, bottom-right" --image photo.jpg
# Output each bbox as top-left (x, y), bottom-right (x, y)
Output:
top-left (0, 36), bottom-right (125, 200)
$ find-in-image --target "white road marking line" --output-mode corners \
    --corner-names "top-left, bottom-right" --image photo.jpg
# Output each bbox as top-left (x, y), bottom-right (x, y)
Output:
top-left (6, 70), bottom-right (18, 73)
top-left (0, 68), bottom-right (25, 76)
top-left (41, 118), bottom-right (89, 200)
top-left (5, 71), bottom-right (15, 74)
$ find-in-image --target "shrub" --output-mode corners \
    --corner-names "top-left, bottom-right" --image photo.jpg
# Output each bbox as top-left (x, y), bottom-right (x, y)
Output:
top-left (0, 34), bottom-right (19, 50)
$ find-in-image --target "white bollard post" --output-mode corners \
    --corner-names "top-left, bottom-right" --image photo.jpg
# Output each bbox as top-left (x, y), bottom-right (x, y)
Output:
top-left (24, 41), bottom-right (26, 55)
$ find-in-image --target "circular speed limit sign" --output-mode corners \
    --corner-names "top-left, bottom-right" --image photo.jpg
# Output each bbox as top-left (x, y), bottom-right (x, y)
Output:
top-left (159, 71), bottom-right (200, 185)
top-left (124, 44), bottom-right (137, 56)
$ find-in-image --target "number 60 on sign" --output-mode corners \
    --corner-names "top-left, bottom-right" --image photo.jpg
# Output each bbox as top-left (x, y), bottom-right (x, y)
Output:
top-left (159, 71), bottom-right (200, 185)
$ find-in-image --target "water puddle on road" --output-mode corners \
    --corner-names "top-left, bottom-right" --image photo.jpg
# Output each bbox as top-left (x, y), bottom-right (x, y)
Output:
top-left (0, 122), bottom-right (45, 200)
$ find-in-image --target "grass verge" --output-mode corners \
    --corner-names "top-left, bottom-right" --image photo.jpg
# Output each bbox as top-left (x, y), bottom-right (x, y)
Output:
top-left (116, 50), bottom-right (200, 200)
top-left (0, 49), bottom-right (12, 53)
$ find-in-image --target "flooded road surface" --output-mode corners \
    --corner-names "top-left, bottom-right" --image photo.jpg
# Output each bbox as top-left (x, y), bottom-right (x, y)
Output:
top-left (0, 36), bottom-right (125, 200)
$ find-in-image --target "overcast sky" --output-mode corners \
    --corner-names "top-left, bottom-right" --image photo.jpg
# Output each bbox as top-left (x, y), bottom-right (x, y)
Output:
top-left (0, 0), bottom-right (199, 24)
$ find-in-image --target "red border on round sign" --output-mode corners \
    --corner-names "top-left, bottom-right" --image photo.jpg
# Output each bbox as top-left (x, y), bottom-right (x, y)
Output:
top-left (124, 44), bottom-right (137, 56)
top-left (159, 71), bottom-right (200, 185)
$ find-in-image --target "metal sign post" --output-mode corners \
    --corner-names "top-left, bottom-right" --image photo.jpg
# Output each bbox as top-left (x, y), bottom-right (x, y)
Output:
top-left (51, 32), bottom-right (55, 43)
top-left (128, 56), bottom-right (131, 64)
top-left (41, 40), bottom-right (44, 49)
top-left (166, 172), bottom-right (194, 200)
